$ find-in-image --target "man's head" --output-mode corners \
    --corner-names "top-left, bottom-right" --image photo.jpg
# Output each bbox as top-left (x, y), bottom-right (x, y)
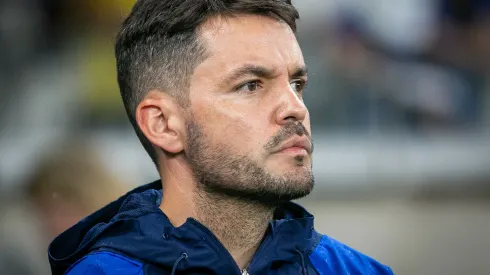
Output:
top-left (116, 0), bottom-right (314, 204)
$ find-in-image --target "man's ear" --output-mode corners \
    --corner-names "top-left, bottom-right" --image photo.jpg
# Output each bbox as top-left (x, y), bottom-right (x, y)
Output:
top-left (136, 90), bottom-right (186, 154)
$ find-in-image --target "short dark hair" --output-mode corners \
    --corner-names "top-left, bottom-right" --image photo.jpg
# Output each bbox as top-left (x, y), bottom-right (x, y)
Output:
top-left (115, 0), bottom-right (300, 164)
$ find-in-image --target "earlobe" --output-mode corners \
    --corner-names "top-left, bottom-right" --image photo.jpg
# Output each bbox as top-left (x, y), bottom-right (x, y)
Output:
top-left (136, 90), bottom-right (185, 155)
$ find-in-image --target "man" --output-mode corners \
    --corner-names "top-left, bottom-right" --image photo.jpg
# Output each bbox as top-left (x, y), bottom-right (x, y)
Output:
top-left (49, 0), bottom-right (394, 274)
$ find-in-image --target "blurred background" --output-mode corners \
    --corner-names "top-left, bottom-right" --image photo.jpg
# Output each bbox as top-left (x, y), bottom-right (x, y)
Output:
top-left (0, 0), bottom-right (489, 274)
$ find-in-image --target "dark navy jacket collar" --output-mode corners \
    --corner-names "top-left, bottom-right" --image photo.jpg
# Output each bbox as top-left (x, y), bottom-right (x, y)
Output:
top-left (49, 181), bottom-right (321, 274)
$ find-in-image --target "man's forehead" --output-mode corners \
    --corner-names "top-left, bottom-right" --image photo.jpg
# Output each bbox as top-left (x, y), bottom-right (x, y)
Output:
top-left (199, 13), bottom-right (294, 41)
top-left (196, 14), bottom-right (304, 76)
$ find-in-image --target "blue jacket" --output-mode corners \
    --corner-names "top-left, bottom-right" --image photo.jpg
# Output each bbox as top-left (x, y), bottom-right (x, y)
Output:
top-left (48, 181), bottom-right (394, 275)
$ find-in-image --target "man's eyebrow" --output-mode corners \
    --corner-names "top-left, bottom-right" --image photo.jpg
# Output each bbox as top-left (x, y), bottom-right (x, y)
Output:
top-left (222, 64), bottom-right (308, 85)
top-left (292, 65), bottom-right (308, 78)
top-left (223, 64), bottom-right (277, 84)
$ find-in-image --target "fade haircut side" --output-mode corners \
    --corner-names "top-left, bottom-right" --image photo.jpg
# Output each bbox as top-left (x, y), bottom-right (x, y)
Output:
top-left (115, 0), bottom-right (300, 164)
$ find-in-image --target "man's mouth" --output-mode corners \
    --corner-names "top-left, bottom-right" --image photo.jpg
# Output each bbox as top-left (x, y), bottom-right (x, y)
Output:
top-left (272, 135), bottom-right (311, 155)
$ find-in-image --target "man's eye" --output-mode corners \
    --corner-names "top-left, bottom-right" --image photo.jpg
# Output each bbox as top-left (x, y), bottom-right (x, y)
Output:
top-left (290, 80), bottom-right (307, 93)
top-left (236, 81), bottom-right (261, 93)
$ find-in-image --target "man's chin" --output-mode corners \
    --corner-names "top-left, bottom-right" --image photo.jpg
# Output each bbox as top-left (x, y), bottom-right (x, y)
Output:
top-left (266, 155), bottom-right (312, 170)
top-left (267, 166), bottom-right (312, 180)
top-left (201, 178), bottom-right (314, 205)
top-left (257, 173), bottom-right (314, 202)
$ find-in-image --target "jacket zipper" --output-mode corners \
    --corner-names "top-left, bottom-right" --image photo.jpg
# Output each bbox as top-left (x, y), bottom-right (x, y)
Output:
top-left (189, 218), bottom-right (275, 275)
top-left (244, 233), bottom-right (273, 274)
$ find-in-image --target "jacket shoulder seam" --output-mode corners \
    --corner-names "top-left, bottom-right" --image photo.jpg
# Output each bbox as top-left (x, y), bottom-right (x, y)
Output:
top-left (88, 251), bottom-right (143, 267)
top-left (65, 251), bottom-right (143, 275)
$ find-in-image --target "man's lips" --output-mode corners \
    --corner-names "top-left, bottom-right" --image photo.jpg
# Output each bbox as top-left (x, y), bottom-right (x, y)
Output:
top-left (272, 136), bottom-right (312, 155)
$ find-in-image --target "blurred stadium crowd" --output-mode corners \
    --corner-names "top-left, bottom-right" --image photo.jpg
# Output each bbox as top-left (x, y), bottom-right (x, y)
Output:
top-left (0, 0), bottom-right (489, 274)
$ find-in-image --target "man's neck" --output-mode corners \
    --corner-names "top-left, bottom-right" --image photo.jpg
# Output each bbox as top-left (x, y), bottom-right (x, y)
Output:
top-left (159, 179), bottom-right (274, 270)
top-left (193, 192), bottom-right (274, 269)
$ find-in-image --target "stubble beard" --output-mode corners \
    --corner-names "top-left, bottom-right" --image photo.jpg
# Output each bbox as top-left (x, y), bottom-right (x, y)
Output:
top-left (185, 120), bottom-right (314, 206)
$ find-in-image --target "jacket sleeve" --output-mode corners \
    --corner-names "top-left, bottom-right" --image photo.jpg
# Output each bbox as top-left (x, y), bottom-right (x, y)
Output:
top-left (309, 235), bottom-right (394, 275)
top-left (66, 251), bottom-right (144, 275)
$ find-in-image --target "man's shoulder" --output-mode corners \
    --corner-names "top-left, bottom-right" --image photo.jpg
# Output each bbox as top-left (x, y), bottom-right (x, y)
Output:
top-left (65, 251), bottom-right (144, 275)
top-left (309, 234), bottom-right (394, 275)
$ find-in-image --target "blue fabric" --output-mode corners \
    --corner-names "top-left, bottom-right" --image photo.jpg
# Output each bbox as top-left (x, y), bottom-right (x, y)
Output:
top-left (66, 252), bottom-right (143, 275)
top-left (310, 235), bottom-right (394, 275)
top-left (49, 181), bottom-right (393, 275)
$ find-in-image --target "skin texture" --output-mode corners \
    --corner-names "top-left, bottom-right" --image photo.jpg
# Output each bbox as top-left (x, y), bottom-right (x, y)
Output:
top-left (136, 14), bottom-right (313, 269)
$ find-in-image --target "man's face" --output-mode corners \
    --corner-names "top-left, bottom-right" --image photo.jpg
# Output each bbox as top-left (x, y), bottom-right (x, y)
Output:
top-left (185, 14), bottom-right (313, 204)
